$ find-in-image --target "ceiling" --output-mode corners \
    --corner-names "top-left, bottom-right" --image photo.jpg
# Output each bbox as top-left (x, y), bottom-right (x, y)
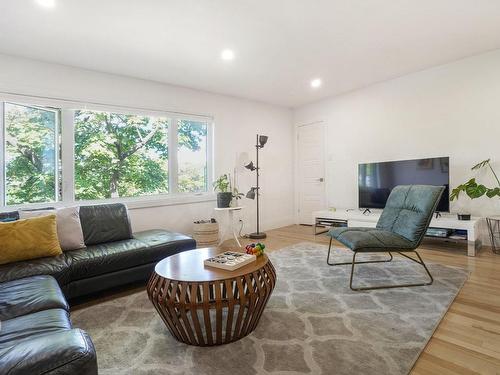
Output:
top-left (1, 1), bottom-right (500, 107)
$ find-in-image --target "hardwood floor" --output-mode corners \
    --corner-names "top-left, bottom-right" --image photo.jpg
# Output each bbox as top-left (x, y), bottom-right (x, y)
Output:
top-left (235, 225), bottom-right (500, 375)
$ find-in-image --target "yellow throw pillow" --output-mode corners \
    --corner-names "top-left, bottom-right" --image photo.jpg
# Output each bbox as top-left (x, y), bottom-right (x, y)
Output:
top-left (0, 214), bottom-right (62, 265)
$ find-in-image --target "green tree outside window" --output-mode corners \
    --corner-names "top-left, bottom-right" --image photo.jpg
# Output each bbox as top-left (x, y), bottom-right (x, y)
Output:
top-left (2, 104), bottom-right (209, 205)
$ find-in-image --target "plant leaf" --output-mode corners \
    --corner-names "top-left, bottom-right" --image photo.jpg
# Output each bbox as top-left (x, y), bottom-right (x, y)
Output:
top-left (471, 159), bottom-right (490, 170)
top-left (466, 178), bottom-right (477, 186)
top-left (466, 184), bottom-right (487, 199)
top-left (450, 185), bottom-right (465, 201)
top-left (486, 187), bottom-right (500, 198)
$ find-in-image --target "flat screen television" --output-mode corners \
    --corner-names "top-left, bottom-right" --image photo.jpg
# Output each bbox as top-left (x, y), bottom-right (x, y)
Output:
top-left (358, 157), bottom-right (449, 212)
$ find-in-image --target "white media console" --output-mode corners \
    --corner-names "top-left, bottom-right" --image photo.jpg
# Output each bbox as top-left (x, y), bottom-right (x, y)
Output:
top-left (313, 209), bottom-right (482, 257)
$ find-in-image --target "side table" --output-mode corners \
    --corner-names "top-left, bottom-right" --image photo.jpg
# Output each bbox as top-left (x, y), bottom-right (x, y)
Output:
top-left (214, 206), bottom-right (244, 247)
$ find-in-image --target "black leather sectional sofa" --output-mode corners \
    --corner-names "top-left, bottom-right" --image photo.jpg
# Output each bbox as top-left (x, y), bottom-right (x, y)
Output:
top-left (0, 203), bottom-right (196, 375)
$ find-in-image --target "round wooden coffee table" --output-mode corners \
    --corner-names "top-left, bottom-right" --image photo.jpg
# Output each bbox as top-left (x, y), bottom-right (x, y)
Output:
top-left (147, 247), bottom-right (276, 346)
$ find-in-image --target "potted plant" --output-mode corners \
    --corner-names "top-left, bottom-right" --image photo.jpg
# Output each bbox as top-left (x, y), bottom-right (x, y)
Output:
top-left (213, 174), bottom-right (233, 208)
top-left (450, 159), bottom-right (500, 219)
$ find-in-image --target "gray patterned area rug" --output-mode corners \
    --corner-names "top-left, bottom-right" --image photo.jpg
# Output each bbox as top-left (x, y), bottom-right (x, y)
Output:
top-left (71, 242), bottom-right (468, 375)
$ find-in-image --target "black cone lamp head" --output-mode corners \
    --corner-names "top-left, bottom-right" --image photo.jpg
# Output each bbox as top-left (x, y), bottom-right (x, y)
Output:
top-left (244, 161), bottom-right (256, 171)
top-left (246, 187), bottom-right (257, 199)
top-left (258, 135), bottom-right (268, 148)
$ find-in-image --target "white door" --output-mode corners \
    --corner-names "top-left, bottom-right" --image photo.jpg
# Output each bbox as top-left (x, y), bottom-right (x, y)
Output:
top-left (297, 122), bottom-right (326, 224)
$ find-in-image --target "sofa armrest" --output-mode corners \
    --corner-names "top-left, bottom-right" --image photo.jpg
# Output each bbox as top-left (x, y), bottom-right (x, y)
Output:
top-left (0, 329), bottom-right (97, 375)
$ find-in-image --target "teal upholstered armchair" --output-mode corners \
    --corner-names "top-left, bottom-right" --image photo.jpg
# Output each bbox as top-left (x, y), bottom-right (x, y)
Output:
top-left (327, 185), bottom-right (445, 291)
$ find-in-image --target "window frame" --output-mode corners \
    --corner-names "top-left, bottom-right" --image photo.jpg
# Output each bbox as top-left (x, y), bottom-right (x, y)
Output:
top-left (0, 103), bottom-right (4, 206)
top-left (2, 101), bottom-right (62, 206)
top-left (0, 93), bottom-right (215, 210)
top-left (174, 116), bottom-right (213, 195)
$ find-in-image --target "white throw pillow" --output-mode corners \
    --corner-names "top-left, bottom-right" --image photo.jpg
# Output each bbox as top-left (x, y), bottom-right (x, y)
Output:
top-left (19, 206), bottom-right (85, 251)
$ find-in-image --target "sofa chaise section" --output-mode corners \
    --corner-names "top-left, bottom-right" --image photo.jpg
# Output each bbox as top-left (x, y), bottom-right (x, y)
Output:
top-left (62, 229), bottom-right (195, 299)
top-left (0, 203), bottom-right (196, 299)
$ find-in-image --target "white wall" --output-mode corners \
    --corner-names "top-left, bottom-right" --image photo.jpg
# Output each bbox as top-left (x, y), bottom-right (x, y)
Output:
top-left (0, 54), bottom-right (294, 236)
top-left (294, 49), bottom-right (500, 244)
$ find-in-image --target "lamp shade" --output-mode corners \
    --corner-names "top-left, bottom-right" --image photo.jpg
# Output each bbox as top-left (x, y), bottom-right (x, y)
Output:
top-left (244, 161), bottom-right (256, 171)
top-left (246, 187), bottom-right (256, 200)
top-left (259, 135), bottom-right (268, 147)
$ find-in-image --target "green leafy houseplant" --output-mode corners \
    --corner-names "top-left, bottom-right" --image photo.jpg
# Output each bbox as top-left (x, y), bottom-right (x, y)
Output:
top-left (213, 174), bottom-right (244, 207)
top-left (450, 159), bottom-right (500, 201)
top-left (213, 174), bottom-right (231, 193)
top-left (213, 174), bottom-right (232, 208)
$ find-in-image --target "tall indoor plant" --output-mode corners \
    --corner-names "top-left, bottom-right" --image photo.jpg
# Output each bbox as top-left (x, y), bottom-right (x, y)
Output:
top-left (450, 159), bottom-right (500, 215)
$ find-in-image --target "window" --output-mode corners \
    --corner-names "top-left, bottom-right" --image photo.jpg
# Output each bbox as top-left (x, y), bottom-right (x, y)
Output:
top-left (3, 102), bottom-right (60, 205)
top-left (74, 110), bottom-right (169, 200)
top-left (177, 119), bottom-right (208, 193)
top-left (0, 96), bottom-right (212, 207)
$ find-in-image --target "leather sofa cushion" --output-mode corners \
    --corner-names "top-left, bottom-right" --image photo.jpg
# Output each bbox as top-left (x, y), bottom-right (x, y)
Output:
top-left (0, 275), bottom-right (69, 321)
top-left (329, 227), bottom-right (414, 252)
top-left (133, 229), bottom-right (196, 253)
top-left (0, 328), bottom-right (97, 375)
top-left (64, 230), bottom-right (196, 282)
top-left (79, 203), bottom-right (133, 246)
top-left (64, 239), bottom-right (155, 281)
top-left (0, 254), bottom-right (70, 285)
top-left (0, 309), bottom-right (71, 347)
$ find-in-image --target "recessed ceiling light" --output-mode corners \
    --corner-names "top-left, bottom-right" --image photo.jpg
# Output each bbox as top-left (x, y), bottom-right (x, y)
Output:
top-left (310, 78), bottom-right (322, 88)
top-left (221, 49), bottom-right (235, 61)
top-left (36, 0), bottom-right (56, 7)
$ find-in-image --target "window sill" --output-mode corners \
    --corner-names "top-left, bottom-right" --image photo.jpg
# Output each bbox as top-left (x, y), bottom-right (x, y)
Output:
top-left (1, 193), bottom-right (217, 212)
top-left (124, 193), bottom-right (217, 210)
top-left (78, 193), bottom-right (217, 210)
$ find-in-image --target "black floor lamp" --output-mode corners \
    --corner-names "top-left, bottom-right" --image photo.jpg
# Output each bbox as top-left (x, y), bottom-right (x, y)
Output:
top-left (245, 134), bottom-right (268, 239)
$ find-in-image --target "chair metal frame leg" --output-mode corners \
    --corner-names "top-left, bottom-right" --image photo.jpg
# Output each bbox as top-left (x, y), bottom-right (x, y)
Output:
top-left (326, 237), bottom-right (393, 266)
top-left (326, 237), bottom-right (434, 291)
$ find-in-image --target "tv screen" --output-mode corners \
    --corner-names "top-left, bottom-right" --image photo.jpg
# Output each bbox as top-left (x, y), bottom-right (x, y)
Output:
top-left (358, 157), bottom-right (449, 212)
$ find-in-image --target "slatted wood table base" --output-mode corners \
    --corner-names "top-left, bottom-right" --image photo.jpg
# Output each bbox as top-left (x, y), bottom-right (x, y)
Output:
top-left (147, 260), bottom-right (276, 346)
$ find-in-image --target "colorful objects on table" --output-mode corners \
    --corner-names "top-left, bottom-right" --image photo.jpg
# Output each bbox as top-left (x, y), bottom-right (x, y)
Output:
top-left (245, 242), bottom-right (266, 257)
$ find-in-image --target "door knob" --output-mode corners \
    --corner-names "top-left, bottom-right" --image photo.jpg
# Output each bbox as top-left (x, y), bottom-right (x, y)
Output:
top-left (318, 178), bottom-right (324, 182)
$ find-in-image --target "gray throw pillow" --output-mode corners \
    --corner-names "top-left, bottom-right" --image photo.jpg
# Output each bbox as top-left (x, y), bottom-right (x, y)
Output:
top-left (19, 206), bottom-right (85, 251)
